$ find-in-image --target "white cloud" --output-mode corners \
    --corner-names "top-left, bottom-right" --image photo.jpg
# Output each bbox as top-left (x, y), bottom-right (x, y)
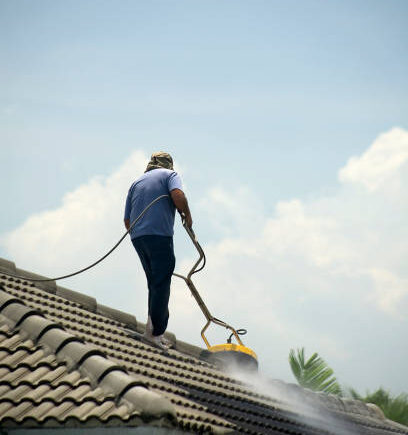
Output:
top-left (338, 127), bottom-right (408, 192)
top-left (193, 127), bottom-right (408, 392)
top-left (2, 127), bottom-right (408, 394)
top-left (262, 199), bottom-right (353, 268)
top-left (367, 268), bottom-right (408, 317)
top-left (198, 186), bottom-right (266, 237)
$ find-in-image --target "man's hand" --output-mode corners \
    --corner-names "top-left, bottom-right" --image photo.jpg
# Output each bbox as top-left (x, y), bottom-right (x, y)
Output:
top-left (170, 189), bottom-right (193, 228)
top-left (180, 211), bottom-right (193, 229)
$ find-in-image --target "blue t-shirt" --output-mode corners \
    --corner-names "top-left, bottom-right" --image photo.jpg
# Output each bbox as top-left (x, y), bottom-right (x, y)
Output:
top-left (124, 168), bottom-right (183, 239)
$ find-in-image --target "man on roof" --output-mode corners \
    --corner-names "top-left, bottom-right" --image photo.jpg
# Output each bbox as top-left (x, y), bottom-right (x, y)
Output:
top-left (124, 152), bottom-right (192, 349)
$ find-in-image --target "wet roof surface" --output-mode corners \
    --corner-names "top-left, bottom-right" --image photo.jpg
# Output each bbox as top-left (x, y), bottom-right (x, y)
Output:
top-left (1, 258), bottom-right (407, 434)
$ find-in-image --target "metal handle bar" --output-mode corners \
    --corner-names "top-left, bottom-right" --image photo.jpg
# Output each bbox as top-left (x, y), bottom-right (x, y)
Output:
top-left (173, 220), bottom-right (244, 349)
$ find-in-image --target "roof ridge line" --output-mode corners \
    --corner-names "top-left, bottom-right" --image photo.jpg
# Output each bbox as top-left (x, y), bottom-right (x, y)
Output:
top-left (0, 258), bottom-right (131, 323)
top-left (0, 287), bottom-right (177, 424)
top-left (269, 380), bottom-right (388, 425)
top-left (0, 256), bottom-right (209, 365)
top-left (0, 257), bottom-right (169, 337)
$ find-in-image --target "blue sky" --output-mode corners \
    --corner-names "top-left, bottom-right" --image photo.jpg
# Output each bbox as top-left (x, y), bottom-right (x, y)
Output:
top-left (1, 1), bottom-right (408, 396)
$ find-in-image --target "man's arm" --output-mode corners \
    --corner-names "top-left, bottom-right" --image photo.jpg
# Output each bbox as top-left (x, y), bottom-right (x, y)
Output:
top-left (124, 219), bottom-right (130, 230)
top-left (170, 188), bottom-right (193, 228)
top-left (124, 188), bottom-right (132, 231)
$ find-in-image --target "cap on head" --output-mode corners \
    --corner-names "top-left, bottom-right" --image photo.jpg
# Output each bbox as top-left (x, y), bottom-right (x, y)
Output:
top-left (145, 151), bottom-right (174, 172)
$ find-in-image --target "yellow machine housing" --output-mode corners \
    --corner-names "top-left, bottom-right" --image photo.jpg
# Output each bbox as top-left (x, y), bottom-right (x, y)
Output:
top-left (209, 343), bottom-right (258, 370)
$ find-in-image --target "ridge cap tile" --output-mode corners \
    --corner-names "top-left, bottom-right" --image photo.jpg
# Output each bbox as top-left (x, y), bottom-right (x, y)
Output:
top-left (0, 289), bottom-right (23, 311)
top-left (98, 369), bottom-right (143, 398)
top-left (340, 396), bottom-right (373, 417)
top-left (38, 327), bottom-right (82, 355)
top-left (383, 417), bottom-right (408, 432)
top-left (97, 371), bottom-right (178, 422)
top-left (56, 340), bottom-right (105, 372)
top-left (14, 268), bottom-right (57, 294)
top-left (173, 339), bottom-right (206, 360)
top-left (0, 258), bottom-right (17, 274)
top-left (366, 402), bottom-right (385, 419)
top-left (56, 286), bottom-right (97, 313)
top-left (122, 385), bottom-right (178, 421)
top-left (96, 303), bottom-right (138, 329)
top-left (1, 303), bottom-right (40, 331)
top-left (1, 300), bottom-right (38, 329)
top-left (19, 314), bottom-right (61, 343)
top-left (79, 354), bottom-right (126, 386)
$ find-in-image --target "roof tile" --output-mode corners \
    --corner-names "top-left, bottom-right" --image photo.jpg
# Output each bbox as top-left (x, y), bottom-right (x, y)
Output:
top-left (96, 303), bottom-right (138, 328)
top-left (39, 327), bottom-right (82, 355)
top-left (56, 340), bottom-right (105, 371)
top-left (0, 285), bottom-right (177, 429)
top-left (1, 302), bottom-right (40, 329)
top-left (80, 354), bottom-right (126, 386)
top-left (56, 286), bottom-right (97, 312)
top-left (19, 314), bottom-right (62, 343)
top-left (0, 291), bottom-right (21, 311)
top-left (1, 264), bottom-right (407, 434)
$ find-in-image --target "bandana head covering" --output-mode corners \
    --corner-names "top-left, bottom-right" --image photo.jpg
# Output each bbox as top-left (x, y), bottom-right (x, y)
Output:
top-left (145, 152), bottom-right (174, 173)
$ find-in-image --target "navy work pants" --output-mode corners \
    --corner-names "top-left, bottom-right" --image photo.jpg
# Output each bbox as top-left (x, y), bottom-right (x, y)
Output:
top-left (132, 235), bottom-right (175, 336)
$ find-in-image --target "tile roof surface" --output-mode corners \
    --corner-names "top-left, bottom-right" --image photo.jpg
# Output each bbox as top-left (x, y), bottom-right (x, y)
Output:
top-left (1, 257), bottom-right (408, 435)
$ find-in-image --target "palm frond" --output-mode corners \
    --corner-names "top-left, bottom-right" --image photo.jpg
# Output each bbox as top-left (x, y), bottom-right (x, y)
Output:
top-left (289, 347), bottom-right (342, 395)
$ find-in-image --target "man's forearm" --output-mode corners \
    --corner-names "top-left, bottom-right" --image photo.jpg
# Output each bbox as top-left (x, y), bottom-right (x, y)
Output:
top-left (170, 189), bottom-right (193, 227)
top-left (176, 197), bottom-right (191, 217)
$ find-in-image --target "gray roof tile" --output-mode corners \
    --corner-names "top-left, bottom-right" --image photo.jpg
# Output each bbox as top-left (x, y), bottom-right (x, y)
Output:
top-left (80, 355), bottom-right (126, 386)
top-left (1, 263), bottom-right (407, 434)
top-left (13, 269), bottom-right (57, 294)
top-left (53, 340), bottom-right (104, 371)
top-left (56, 286), bottom-right (97, 312)
top-left (0, 285), bottom-right (177, 430)
top-left (19, 315), bottom-right (61, 342)
top-left (96, 303), bottom-right (138, 328)
top-left (38, 327), bottom-right (82, 355)
top-left (1, 302), bottom-right (39, 328)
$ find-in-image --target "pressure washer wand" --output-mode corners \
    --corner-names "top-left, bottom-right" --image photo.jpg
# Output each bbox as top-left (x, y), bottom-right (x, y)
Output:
top-left (173, 220), bottom-right (245, 349)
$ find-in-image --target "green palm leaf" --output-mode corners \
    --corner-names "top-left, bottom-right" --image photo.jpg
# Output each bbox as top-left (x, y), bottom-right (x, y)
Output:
top-left (289, 347), bottom-right (342, 395)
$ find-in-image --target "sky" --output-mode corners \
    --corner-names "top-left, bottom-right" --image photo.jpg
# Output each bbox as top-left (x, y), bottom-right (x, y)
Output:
top-left (1, 0), bottom-right (408, 396)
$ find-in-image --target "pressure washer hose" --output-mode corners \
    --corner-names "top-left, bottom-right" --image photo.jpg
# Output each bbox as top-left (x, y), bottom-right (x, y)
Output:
top-left (1, 193), bottom-right (250, 348)
top-left (0, 194), bottom-right (171, 283)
